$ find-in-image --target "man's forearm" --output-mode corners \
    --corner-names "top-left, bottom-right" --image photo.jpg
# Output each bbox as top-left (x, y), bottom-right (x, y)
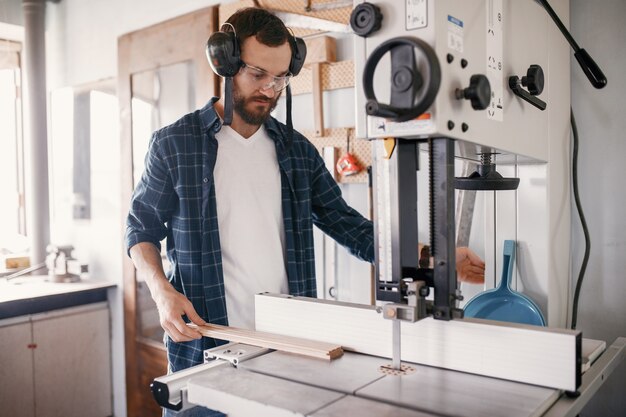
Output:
top-left (129, 242), bottom-right (171, 299)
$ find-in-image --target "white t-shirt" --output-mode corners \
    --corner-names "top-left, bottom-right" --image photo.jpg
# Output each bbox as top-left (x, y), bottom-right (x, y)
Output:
top-left (213, 125), bottom-right (289, 329)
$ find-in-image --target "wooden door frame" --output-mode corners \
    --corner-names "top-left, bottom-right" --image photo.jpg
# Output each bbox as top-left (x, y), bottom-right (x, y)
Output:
top-left (118, 7), bottom-right (218, 416)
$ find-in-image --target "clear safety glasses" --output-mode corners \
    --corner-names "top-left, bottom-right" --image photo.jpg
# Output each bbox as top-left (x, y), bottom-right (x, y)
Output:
top-left (240, 62), bottom-right (292, 92)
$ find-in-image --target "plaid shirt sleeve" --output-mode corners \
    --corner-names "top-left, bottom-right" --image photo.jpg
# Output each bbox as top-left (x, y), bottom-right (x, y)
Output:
top-left (125, 132), bottom-right (178, 254)
top-left (308, 145), bottom-right (375, 263)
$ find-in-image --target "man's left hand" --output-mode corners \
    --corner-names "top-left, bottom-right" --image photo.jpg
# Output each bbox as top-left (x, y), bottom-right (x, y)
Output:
top-left (456, 247), bottom-right (485, 284)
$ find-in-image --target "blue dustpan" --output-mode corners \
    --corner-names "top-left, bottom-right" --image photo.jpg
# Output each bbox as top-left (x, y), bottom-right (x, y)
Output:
top-left (464, 240), bottom-right (546, 326)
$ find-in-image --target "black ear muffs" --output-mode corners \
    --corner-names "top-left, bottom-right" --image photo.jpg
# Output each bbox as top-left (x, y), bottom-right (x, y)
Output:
top-left (288, 36), bottom-right (307, 76)
top-left (206, 31), bottom-right (242, 78)
top-left (206, 29), bottom-right (307, 78)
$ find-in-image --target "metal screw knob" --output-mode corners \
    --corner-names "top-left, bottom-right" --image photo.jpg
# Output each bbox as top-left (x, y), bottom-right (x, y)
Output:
top-left (521, 64), bottom-right (544, 95)
top-left (455, 74), bottom-right (491, 110)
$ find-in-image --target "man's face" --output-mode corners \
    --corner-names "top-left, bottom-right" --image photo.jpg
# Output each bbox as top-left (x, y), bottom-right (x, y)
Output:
top-left (233, 36), bottom-right (292, 126)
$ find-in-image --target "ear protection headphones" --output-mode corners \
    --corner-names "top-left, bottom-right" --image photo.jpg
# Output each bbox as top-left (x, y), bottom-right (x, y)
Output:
top-left (206, 23), bottom-right (307, 78)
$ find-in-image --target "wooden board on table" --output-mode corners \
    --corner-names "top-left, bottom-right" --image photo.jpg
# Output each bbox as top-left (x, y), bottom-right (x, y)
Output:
top-left (188, 322), bottom-right (343, 361)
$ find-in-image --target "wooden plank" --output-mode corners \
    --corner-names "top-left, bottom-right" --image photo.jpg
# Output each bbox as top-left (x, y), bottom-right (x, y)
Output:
top-left (311, 62), bottom-right (324, 137)
top-left (188, 323), bottom-right (343, 361)
top-left (305, 36), bottom-right (336, 138)
top-left (3, 255), bottom-right (30, 269)
top-left (255, 293), bottom-right (582, 391)
top-left (304, 36), bottom-right (336, 65)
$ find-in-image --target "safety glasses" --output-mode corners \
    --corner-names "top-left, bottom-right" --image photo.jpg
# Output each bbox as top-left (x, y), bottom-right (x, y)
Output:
top-left (239, 62), bottom-right (292, 92)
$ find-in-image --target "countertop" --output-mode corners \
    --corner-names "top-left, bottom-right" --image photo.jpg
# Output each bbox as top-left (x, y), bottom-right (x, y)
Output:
top-left (0, 275), bottom-right (116, 320)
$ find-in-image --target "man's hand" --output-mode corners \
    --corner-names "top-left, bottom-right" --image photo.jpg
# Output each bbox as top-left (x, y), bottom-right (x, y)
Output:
top-left (456, 247), bottom-right (485, 284)
top-left (130, 242), bottom-right (206, 342)
top-left (154, 283), bottom-right (207, 342)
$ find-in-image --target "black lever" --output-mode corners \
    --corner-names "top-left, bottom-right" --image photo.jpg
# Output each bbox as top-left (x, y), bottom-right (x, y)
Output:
top-left (509, 76), bottom-right (547, 111)
top-left (574, 48), bottom-right (606, 90)
top-left (509, 64), bottom-right (547, 111)
top-left (537, 0), bottom-right (607, 89)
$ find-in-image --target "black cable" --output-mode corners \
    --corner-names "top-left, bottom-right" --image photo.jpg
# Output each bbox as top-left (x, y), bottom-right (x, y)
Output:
top-left (223, 77), bottom-right (233, 125)
top-left (570, 108), bottom-right (590, 330)
top-left (285, 84), bottom-right (294, 152)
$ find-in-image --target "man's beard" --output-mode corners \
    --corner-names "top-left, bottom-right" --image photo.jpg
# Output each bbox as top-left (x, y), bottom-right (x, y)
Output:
top-left (233, 88), bottom-right (280, 126)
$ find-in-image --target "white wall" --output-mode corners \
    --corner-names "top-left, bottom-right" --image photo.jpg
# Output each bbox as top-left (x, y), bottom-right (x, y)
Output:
top-left (0, 0), bottom-right (22, 26)
top-left (570, 0), bottom-right (626, 415)
top-left (46, 0), bottom-right (226, 89)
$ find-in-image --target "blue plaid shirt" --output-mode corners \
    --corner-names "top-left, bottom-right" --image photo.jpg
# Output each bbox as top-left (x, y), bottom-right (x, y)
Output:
top-left (126, 98), bottom-right (374, 371)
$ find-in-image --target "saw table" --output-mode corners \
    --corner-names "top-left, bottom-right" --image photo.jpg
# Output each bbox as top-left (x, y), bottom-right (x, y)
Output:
top-left (154, 338), bottom-right (624, 417)
top-left (152, 295), bottom-right (625, 417)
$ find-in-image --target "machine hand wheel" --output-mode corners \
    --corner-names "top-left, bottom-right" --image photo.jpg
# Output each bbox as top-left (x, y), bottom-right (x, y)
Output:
top-left (362, 36), bottom-right (441, 123)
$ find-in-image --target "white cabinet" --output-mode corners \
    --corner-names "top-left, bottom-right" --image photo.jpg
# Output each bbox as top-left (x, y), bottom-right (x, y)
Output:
top-left (0, 316), bottom-right (35, 416)
top-left (0, 302), bottom-right (112, 417)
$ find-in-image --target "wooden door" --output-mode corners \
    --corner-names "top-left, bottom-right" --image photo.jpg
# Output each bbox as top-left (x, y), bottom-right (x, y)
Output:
top-left (118, 7), bottom-right (218, 416)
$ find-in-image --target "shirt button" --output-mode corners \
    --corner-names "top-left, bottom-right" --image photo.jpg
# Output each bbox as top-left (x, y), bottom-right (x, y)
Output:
top-left (203, 177), bottom-right (208, 183)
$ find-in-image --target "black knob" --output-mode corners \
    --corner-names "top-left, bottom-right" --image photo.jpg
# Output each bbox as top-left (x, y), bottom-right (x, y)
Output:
top-left (521, 64), bottom-right (544, 95)
top-left (455, 74), bottom-right (491, 110)
top-left (350, 3), bottom-right (383, 37)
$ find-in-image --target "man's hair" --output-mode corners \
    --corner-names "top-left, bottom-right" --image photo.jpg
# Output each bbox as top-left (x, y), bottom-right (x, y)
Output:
top-left (224, 7), bottom-right (290, 47)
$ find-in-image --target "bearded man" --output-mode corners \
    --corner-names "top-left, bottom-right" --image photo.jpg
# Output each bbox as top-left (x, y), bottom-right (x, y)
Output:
top-left (126, 7), bottom-right (484, 417)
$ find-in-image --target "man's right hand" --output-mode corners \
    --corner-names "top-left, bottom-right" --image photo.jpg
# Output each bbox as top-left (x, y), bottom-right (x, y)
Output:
top-left (153, 282), bottom-right (206, 342)
top-left (129, 242), bottom-right (206, 342)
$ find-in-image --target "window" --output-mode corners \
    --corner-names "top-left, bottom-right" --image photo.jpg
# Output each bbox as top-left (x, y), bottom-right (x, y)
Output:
top-left (0, 40), bottom-right (26, 254)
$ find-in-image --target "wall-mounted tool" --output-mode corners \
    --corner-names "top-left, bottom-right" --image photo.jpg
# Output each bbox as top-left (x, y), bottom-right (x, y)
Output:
top-left (336, 129), bottom-right (362, 176)
top-left (509, 64), bottom-right (547, 111)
